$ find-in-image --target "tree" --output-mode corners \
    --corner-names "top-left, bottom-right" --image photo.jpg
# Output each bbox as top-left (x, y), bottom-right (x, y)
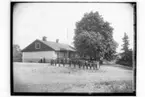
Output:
top-left (121, 33), bottom-right (129, 53)
top-left (73, 11), bottom-right (118, 61)
top-left (13, 44), bottom-right (22, 62)
top-left (121, 33), bottom-right (130, 62)
top-left (117, 49), bottom-right (133, 67)
top-left (116, 33), bottom-right (133, 67)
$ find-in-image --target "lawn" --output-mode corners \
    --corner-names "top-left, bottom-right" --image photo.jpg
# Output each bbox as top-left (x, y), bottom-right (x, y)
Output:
top-left (13, 62), bottom-right (134, 93)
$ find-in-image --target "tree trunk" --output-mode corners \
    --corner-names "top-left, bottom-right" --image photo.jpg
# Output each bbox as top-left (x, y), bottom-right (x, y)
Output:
top-left (96, 53), bottom-right (100, 69)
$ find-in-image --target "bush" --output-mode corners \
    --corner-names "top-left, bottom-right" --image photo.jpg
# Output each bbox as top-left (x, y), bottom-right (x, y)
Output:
top-left (13, 57), bottom-right (22, 62)
top-left (13, 53), bottom-right (22, 62)
top-left (116, 59), bottom-right (132, 67)
top-left (116, 50), bottom-right (133, 67)
top-left (13, 44), bottom-right (22, 62)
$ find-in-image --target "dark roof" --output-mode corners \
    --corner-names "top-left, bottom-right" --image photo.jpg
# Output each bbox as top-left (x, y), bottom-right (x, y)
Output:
top-left (39, 39), bottom-right (76, 51)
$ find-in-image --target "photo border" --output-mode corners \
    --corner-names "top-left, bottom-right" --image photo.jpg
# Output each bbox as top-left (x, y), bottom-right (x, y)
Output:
top-left (10, 1), bottom-right (137, 96)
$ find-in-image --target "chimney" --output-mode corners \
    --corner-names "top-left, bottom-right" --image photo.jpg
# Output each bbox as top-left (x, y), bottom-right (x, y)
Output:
top-left (56, 39), bottom-right (59, 43)
top-left (42, 36), bottom-right (47, 41)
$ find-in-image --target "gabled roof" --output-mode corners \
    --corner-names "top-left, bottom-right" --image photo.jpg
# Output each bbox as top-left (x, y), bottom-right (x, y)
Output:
top-left (22, 39), bottom-right (76, 52)
top-left (39, 39), bottom-right (75, 51)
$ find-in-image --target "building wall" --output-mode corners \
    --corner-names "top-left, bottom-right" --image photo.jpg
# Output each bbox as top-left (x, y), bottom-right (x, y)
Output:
top-left (22, 51), bottom-right (57, 62)
top-left (57, 52), bottom-right (67, 59)
top-left (57, 51), bottom-right (76, 59)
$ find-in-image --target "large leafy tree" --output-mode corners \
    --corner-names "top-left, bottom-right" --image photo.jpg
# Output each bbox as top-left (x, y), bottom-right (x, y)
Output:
top-left (74, 11), bottom-right (118, 61)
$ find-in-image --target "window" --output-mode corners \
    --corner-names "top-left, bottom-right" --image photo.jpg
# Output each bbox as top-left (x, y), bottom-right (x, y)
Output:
top-left (35, 43), bottom-right (41, 49)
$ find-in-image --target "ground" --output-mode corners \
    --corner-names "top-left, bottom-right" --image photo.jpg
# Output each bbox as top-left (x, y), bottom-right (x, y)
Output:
top-left (13, 62), bottom-right (134, 93)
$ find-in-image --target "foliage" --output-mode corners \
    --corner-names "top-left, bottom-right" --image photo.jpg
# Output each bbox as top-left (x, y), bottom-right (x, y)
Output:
top-left (116, 49), bottom-right (133, 67)
top-left (121, 33), bottom-right (129, 52)
top-left (13, 44), bottom-right (22, 62)
top-left (74, 11), bottom-right (118, 61)
top-left (116, 33), bottom-right (133, 67)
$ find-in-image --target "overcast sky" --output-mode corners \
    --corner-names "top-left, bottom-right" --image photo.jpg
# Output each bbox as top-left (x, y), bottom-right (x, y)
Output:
top-left (13, 3), bottom-right (134, 53)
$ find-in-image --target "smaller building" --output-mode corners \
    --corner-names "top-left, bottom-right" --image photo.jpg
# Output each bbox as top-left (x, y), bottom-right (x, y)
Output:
top-left (22, 37), bottom-right (76, 63)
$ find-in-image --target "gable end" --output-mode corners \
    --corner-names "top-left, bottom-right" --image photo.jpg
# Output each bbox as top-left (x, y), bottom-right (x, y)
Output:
top-left (22, 40), bottom-right (55, 52)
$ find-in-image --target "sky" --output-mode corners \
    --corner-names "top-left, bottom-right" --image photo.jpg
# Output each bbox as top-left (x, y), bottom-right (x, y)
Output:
top-left (13, 3), bottom-right (134, 53)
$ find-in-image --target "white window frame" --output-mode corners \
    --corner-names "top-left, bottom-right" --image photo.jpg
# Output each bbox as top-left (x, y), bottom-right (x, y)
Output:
top-left (35, 43), bottom-right (41, 49)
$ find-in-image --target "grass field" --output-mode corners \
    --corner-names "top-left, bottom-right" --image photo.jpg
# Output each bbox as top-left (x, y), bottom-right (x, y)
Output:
top-left (13, 62), bottom-right (134, 93)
